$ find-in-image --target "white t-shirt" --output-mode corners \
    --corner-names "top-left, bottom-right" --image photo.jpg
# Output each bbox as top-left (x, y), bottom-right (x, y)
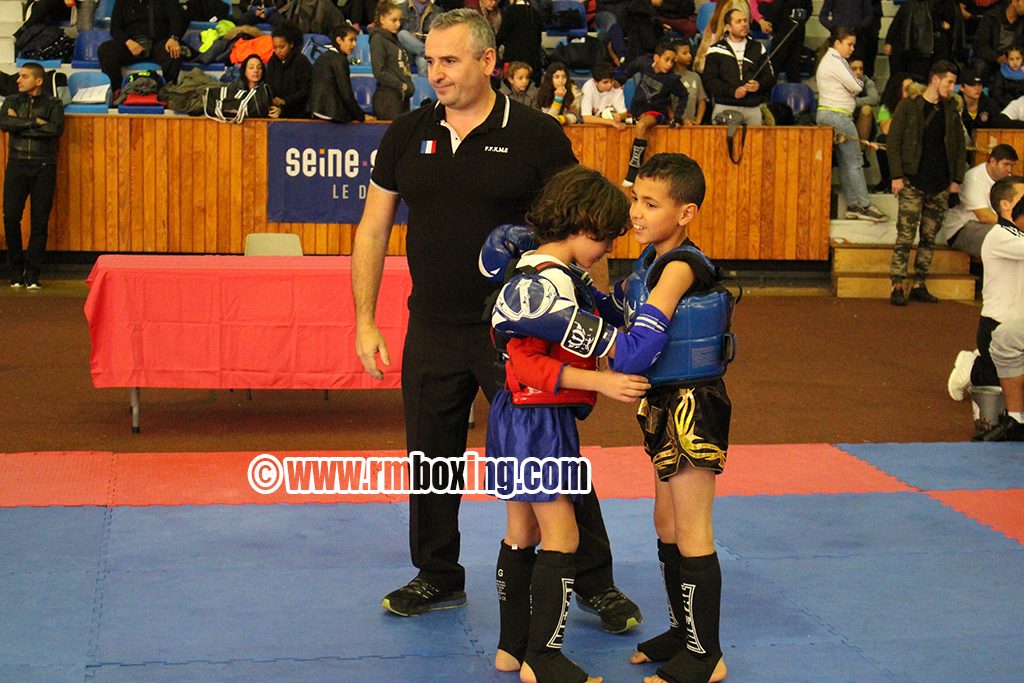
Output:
top-left (580, 79), bottom-right (627, 117)
top-left (940, 162), bottom-right (996, 242)
top-left (980, 221), bottom-right (1024, 323)
top-left (1001, 96), bottom-right (1024, 120)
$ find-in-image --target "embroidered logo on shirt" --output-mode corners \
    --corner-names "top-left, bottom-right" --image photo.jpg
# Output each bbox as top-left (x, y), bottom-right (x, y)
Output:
top-left (484, 146), bottom-right (509, 153)
top-left (420, 140), bottom-right (437, 154)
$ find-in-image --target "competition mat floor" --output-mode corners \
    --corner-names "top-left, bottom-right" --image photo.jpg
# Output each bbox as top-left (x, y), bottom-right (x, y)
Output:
top-left (2, 442), bottom-right (1022, 682)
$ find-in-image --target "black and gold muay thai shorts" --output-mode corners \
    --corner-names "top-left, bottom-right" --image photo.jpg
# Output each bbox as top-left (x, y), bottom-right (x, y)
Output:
top-left (636, 379), bottom-right (732, 481)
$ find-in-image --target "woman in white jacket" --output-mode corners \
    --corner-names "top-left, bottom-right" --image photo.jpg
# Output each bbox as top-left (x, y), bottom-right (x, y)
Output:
top-left (816, 27), bottom-right (888, 222)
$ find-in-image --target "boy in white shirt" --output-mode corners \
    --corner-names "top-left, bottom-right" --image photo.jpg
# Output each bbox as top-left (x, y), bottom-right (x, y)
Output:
top-left (580, 63), bottom-right (629, 130)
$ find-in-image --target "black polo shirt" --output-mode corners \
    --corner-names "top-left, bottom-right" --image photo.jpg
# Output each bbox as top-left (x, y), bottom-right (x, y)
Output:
top-left (371, 94), bottom-right (577, 324)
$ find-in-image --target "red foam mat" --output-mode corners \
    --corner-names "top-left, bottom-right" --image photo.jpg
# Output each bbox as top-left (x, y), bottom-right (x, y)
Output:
top-left (1, 443), bottom-right (912, 507)
top-left (928, 489), bottom-right (1024, 544)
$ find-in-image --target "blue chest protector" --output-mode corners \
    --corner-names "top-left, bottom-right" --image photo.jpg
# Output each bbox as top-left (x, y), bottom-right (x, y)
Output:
top-left (623, 244), bottom-right (736, 385)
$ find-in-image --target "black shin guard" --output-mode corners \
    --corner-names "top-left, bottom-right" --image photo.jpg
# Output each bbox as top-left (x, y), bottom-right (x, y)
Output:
top-left (496, 541), bottom-right (536, 663)
top-left (637, 540), bottom-right (687, 662)
top-left (655, 552), bottom-right (723, 683)
top-left (525, 550), bottom-right (588, 683)
top-left (625, 138), bottom-right (649, 182)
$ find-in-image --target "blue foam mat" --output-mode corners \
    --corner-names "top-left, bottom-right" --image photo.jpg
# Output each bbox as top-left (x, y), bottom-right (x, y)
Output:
top-left (837, 442), bottom-right (1024, 490)
top-left (0, 570), bottom-right (97, 666)
top-left (0, 506), bottom-right (108, 574)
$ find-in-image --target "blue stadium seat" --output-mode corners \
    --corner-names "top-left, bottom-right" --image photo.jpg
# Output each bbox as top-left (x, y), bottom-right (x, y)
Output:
top-left (182, 29), bottom-right (227, 71)
top-left (770, 82), bottom-right (817, 116)
top-left (94, 0), bottom-right (116, 27)
top-left (117, 70), bottom-right (165, 114)
top-left (410, 74), bottom-right (435, 108)
top-left (189, 0), bottom-right (233, 29)
top-left (302, 33), bottom-right (332, 63)
top-left (546, 0), bottom-right (588, 40)
top-left (351, 74), bottom-right (376, 114)
top-left (623, 77), bottom-right (636, 109)
top-left (66, 71), bottom-right (111, 114)
top-left (72, 28), bottom-right (110, 69)
top-left (350, 33), bottom-right (372, 74)
top-left (16, 56), bottom-right (63, 69)
top-left (696, 2), bottom-right (716, 34)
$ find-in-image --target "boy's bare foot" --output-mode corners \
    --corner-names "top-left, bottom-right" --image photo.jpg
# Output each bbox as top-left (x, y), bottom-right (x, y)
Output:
top-left (495, 648), bottom-right (521, 672)
top-left (520, 661), bottom-right (603, 683)
top-left (641, 657), bottom-right (727, 683)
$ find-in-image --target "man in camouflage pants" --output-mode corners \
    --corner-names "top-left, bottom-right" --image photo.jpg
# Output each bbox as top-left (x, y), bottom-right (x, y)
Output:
top-left (887, 60), bottom-right (968, 306)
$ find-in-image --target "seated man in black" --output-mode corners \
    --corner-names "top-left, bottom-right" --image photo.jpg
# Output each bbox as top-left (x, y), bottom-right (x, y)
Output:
top-left (98, 0), bottom-right (186, 92)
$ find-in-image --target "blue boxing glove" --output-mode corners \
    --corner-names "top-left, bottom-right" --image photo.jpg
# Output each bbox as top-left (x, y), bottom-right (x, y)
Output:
top-left (492, 271), bottom-right (618, 358)
top-left (479, 223), bottom-right (538, 284)
top-left (609, 303), bottom-right (670, 373)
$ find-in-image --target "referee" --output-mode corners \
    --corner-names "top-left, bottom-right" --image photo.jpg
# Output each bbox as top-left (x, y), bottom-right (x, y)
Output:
top-left (352, 9), bottom-right (642, 633)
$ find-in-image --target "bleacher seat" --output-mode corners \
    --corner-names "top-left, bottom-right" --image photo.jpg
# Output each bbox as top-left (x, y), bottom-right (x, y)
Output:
top-left (16, 55), bottom-right (63, 69)
top-left (302, 34), bottom-right (332, 64)
top-left (351, 74), bottom-right (375, 114)
top-left (696, 2), bottom-right (716, 34)
top-left (410, 74), bottom-right (435, 108)
top-left (66, 72), bottom-right (111, 114)
top-left (72, 28), bottom-right (110, 69)
top-left (546, 0), bottom-right (588, 40)
top-left (770, 82), bottom-right (817, 116)
top-left (350, 33), bottom-right (371, 74)
top-left (622, 77), bottom-right (636, 109)
top-left (94, 0), bottom-right (116, 27)
top-left (189, 0), bottom-right (233, 30)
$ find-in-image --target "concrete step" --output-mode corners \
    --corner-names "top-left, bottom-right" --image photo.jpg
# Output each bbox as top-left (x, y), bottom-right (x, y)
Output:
top-left (0, 35), bottom-right (12, 64)
top-left (833, 244), bottom-right (972, 275)
top-left (0, 1), bottom-right (22, 25)
top-left (833, 272), bottom-right (977, 300)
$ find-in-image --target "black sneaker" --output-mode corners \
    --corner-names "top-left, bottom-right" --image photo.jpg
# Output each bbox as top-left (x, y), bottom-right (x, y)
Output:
top-left (381, 578), bottom-right (466, 616)
top-left (972, 413), bottom-right (1024, 442)
top-left (890, 287), bottom-right (907, 307)
top-left (908, 285), bottom-right (938, 303)
top-left (25, 281), bottom-right (41, 291)
top-left (576, 586), bottom-right (643, 633)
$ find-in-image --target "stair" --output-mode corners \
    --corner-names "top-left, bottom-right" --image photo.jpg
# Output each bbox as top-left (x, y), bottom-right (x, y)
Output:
top-left (831, 243), bottom-right (977, 300)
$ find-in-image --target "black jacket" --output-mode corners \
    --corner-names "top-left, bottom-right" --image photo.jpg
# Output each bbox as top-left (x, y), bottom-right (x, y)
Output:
top-left (888, 95), bottom-right (967, 183)
top-left (496, 1), bottom-right (543, 71)
top-left (308, 48), bottom-right (366, 123)
top-left (623, 0), bottom-right (664, 64)
top-left (0, 91), bottom-right (64, 163)
top-left (110, 0), bottom-right (186, 44)
top-left (973, 1), bottom-right (1024, 66)
top-left (702, 36), bottom-right (775, 107)
top-left (266, 49), bottom-right (313, 118)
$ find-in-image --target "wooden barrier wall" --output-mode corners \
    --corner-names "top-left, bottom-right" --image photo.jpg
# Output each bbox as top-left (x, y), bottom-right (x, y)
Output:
top-left (0, 117), bottom-right (835, 261)
top-left (973, 129), bottom-right (1024, 167)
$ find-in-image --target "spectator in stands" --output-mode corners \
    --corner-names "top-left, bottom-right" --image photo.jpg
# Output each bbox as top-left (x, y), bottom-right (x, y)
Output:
top-left (757, 0), bottom-right (811, 82)
top-left (1, 63), bottom-right (64, 290)
top-left (265, 21), bottom-right (312, 118)
top-left (884, 0), bottom-right (965, 83)
top-left (990, 46), bottom-right (1024, 110)
top-left (972, 0), bottom-right (1024, 83)
top-left (594, 0), bottom-right (631, 66)
top-left (673, 40), bottom-right (707, 124)
top-left (850, 57), bottom-right (879, 145)
top-left (474, 0), bottom-right (501, 34)
top-left (536, 62), bottom-right (581, 125)
top-left (580, 63), bottom-right (629, 129)
top-left (398, 0), bottom-right (438, 76)
top-left (819, 0), bottom-right (874, 54)
top-left (623, 0), bottom-right (668, 65)
top-left (621, 40), bottom-right (688, 185)
top-left (992, 92), bottom-right (1024, 126)
top-left (237, 0), bottom-right (286, 28)
top-left (21, 0), bottom-right (71, 28)
top-left (371, 1), bottom-right (414, 120)
top-left (695, 0), bottom-right (752, 73)
top-left (888, 60), bottom-right (967, 306)
top-left (958, 67), bottom-right (999, 139)
top-left (98, 0), bottom-right (186, 92)
top-left (499, 61), bottom-right (538, 107)
top-left (496, 0), bottom-right (543, 81)
top-left (309, 23), bottom-right (368, 123)
top-left (855, 0), bottom-right (883, 77)
top-left (940, 143), bottom-right (1018, 255)
top-left (978, 318), bottom-right (1024, 441)
top-left (238, 54), bottom-right (267, 91)
top-left (816, 27), bottom-right (887, 222)
top-left (657, 0), bottom-right (698, 39)
top-left (702, 8), bottom-right (774, 125)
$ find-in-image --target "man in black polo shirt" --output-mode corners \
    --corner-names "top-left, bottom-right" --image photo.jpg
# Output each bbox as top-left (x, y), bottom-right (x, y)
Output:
top-left (352, 9), bottom-right (642, 634)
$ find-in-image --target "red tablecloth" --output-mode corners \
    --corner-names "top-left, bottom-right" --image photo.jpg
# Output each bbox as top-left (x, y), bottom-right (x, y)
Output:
top-left (84, 255), bottom-right (411, 390)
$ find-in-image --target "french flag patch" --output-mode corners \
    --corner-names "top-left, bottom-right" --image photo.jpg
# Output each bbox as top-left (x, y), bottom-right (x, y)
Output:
top-left (421, 140), bottom-right (437, 154)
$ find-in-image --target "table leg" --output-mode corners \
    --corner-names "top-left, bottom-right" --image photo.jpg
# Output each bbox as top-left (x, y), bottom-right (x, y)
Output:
top-left (130, 387), bottom-right (140, 433)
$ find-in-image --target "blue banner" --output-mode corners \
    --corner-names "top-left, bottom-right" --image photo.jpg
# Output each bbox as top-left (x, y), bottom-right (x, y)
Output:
top-left (266, 122), bottom-right (406, 224)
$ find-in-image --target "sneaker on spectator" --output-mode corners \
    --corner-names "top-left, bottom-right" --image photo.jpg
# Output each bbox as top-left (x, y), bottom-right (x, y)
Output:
top-left (381, 577), bottom-right (466, 616)
top-left (10, 279), bottom-right (23, 288)
top-left (947, 350), bottom-right (977, 401)
top-left (25, 281), bottom-right (42, 290)
top-left (908, 284), bottom-right (938, 303)
top-left (845, 204), bottom-right (887, 222)
top-left (890, 286), bottom-right (907, 306)
top-left (576, 586), bottom-right (643, 633)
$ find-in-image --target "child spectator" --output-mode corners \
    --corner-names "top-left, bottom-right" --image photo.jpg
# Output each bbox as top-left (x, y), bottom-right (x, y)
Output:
top-left (673, 40), bottom-right (707, 125)
top-left (580, 63), bottom-right (629, 129)
top-left (991, 46), bottom-right (1024, 110)
top-left (370, 0), bottom-right (414, 120)
top-left (309, 23), bottom-right (368, 123)
top-left (499, 61), bottom-right (538, 108)
top-left (615, 153), bottom-right (733, 683)
top-left (483, 166), bottom-right (649, 683)
top-left (536, 62), bottom-right (582, 125)
top-left (621, 40), bottom-right (688, 186)
top-left (265, 21), bottom-right (312, 118)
